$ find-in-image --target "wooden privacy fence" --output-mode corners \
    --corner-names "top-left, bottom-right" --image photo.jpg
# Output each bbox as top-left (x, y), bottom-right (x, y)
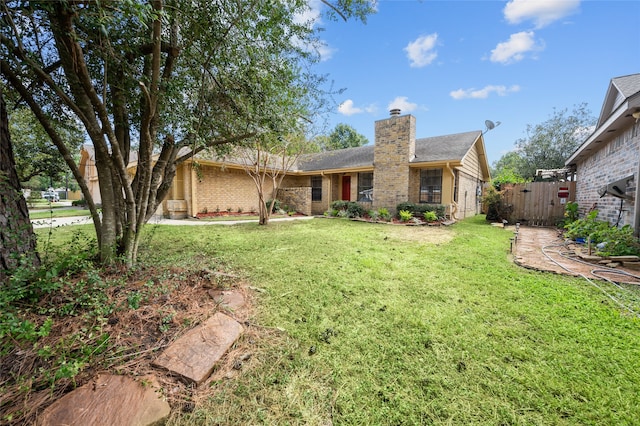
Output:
top-left (500, 181), bottom-right (576, 226)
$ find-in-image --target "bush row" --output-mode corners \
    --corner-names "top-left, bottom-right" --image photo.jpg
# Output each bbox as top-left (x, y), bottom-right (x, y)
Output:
top-left (325, 200), bottom-right (445, 221)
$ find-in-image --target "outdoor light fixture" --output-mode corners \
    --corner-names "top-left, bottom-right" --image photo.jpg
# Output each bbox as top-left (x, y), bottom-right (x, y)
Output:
top-left (632, 111), bottom-right (640, 123)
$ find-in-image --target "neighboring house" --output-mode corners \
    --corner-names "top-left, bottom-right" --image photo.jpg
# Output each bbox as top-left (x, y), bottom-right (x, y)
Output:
top-left (79, 144), bottom-right (100, 204)
top-left (565, 73), bottom-right (640, 232)
top-left (79, 111), bottom-right (492, 220)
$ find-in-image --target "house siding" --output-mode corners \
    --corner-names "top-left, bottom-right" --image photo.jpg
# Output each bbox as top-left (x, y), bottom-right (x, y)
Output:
top-left (457, 142), bottom-right (485, 219)
top-left (575, 122), bottom-right (639, 226)
top-left (195, 165), bottom-right (271, 214)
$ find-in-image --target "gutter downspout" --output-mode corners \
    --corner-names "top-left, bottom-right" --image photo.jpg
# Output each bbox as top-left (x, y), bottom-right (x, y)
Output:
top-left (445, 162), bottom-right (459, 220)
top-left (190, 162), bottom-right (197, 218)
top-left (635, 161), bottom-right (640, 238)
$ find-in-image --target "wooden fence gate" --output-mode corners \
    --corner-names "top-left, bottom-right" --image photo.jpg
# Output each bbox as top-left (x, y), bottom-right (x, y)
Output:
top-left (500, 181), bottom-right (576, 226)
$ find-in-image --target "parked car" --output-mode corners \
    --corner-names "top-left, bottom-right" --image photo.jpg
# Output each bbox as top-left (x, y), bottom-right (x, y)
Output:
top-left (42, 191), bottom-right (60, 202)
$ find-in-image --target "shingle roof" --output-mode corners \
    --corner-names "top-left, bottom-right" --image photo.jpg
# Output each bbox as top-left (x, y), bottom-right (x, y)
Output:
top-left (611, 73), bottom-right (640, 99)
top-left (295, 130), bottom-right (481, 171)
top-left (413, 131), bottom-right (481, 163)
top-left (296, 145), bottom-right (374, 171)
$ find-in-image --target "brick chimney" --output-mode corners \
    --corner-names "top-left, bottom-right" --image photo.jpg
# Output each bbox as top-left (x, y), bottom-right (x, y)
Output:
top-left (372, 110), bottom-right (416, 211)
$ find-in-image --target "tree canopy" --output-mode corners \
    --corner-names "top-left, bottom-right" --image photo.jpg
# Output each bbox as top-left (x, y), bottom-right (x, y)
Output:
top-left (492, 103), bottom-right (595, 181)
top-left (1, 0), bottom-right (374, 265)
top-left (7, 104), bottom-right (83, 188)
top-left (314, 123), bottom-right (369, 151)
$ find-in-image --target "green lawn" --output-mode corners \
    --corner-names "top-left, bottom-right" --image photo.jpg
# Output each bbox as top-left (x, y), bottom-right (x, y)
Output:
top-left (26, 216), bottom-right (640, 425)
top-left (132, 216), bottom-right (640, 425)
top-left (29, 207), bottom-right (91, 219)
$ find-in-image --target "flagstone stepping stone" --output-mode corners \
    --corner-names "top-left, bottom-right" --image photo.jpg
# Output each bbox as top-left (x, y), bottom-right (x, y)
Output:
top-left (208, 289), bottom-right (245, 310)
top-left (38, 374), bottom-right (169, 426)
top-left (152, 312), bottom-right (243, 384)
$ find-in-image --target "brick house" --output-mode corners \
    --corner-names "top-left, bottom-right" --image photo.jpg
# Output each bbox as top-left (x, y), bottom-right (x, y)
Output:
top-left (565, 73), bottom-right (640, 232)
top-left (81, 111), bottom-right (492, 220)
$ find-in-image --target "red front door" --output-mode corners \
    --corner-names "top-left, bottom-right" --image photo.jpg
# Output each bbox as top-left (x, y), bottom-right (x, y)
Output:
top-left (342, 176), bottom-right (351, 201)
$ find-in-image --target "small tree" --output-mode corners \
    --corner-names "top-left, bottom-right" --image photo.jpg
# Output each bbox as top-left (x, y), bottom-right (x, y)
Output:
top-left (235, 132), bottom-right (312, 225)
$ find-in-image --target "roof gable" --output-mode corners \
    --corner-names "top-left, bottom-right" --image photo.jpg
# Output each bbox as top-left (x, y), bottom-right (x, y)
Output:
top-left (566, 73), bottom-right (640, 166)
top-left (597, 73), bottom-right (640, 126)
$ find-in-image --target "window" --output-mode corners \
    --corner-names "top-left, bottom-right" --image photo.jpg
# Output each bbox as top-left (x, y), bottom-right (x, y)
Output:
top-left (357, 172), bottom-right (373, 202)
top-left (420, 169), bottom-right (442, 203)
top-left (311, 176), bottom-right (322, 201)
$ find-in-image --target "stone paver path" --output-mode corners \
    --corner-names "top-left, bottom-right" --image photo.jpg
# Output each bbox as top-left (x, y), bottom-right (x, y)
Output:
top-left (38, 374), bottom-right (170, 426)
top-left (152, 312), bottom-right (244, 384)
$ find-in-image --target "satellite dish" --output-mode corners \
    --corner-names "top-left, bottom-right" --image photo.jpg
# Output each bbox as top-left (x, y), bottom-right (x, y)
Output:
top-left (483, 120), bottom-right (502, 134)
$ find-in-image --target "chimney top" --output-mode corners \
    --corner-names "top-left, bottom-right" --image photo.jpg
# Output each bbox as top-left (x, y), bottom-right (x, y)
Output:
top-left (389, 108), bottom-right (401, 117)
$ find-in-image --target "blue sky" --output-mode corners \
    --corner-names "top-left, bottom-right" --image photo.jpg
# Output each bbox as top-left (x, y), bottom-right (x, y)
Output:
top-left (309, 0), bottom-right (640, 166)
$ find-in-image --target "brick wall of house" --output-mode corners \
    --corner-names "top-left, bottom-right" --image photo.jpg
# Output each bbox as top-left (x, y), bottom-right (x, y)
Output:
top-left (373, 113), bottom-right (416, 212)
top-left (278, 187), bottom-right (312, 215)
top-left (195, 165), bottom-right (270, 214)
top-left (575, 122), bottom-right (639, 226)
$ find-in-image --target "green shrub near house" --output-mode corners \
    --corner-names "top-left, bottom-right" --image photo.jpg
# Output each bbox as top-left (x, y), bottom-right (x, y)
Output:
top-left (328, 200), bottom-right (366, 218)
top-left (564, 209), bottom-right (640, 256)
top-left (396, 202), bottom-right (445, 219)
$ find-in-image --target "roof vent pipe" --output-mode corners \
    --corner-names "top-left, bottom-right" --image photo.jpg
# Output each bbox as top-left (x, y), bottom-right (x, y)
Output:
top-left (390, 108), bottom-right (401, 117)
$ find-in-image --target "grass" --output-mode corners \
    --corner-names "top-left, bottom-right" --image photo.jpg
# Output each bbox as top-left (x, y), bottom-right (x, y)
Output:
top-left (29, 208), bottom-right (91, 220)
top-left (134, 216), bottom-right (640, 425)
top-left (21, 216), bottom-right (640, 425)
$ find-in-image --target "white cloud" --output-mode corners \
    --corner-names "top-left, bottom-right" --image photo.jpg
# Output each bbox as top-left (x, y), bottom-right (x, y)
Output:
top-left (504, 0), bottom-right (581, 29)
top-left (294, 0), bottom-right (322, 26)
top-left (387, 96), bottom-right (418, 112)
top-left (404, 33), bottom-right (439, 68)
top-left (293, 1), bottom-right (336, 61)
top-left (338, 99), bottom-right (364, 116)
top-left (317, 42), bottom-right (336, 61)
top-left (449, 85), bottom-right (521, 100)
top-left (490, 31), bottom-right (541, 64)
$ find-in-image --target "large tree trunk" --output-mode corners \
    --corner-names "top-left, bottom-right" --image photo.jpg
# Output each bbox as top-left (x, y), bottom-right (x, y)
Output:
top-left (0, 89), bottom-right (40, 282)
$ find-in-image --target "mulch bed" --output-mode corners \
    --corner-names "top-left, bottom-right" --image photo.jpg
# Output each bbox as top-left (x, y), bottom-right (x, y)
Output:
top-left (0, 265), bottom-right (256, 425)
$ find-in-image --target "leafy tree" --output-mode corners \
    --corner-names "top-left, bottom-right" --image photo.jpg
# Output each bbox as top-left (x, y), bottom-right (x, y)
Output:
top-left (315, 123), bottom-right (369, 151)
top-left (1, 0), bottom-right (374, 266)
top-left (1, 88), bottom-right (40, 280)
top-left (234, 132), bottom-right (314, 225)
top-left (7, 105), bottom-right (83, 187)
top-left (513, 103), bottom-right (595, 178)
top-left (490, 151), bottom-right (528, 188)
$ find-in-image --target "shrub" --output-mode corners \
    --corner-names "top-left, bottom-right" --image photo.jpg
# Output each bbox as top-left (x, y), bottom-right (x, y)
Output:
top-left (72, 198), bottom-right (87, 207)
top-left (330, 200), bottom-right (349, 211)
top-left (563, 201), bottom-right (579, 226)
top-left (329, 200), bottom-right (365, 218)
top-left (424, 211), bottom-right (438, 222)
top-left (398, 210), bottom-right (413, 222)
top-left (483, 186), bottom-right (506, 221)
top-left (368, 210), bottom-right (380, 221)
top-left (377, 208), bottom-right (392, 221)
top-left (396, 202), bottom-right (445, 219)
top-left (564, 210), bottom-right (640, 256)
top-left (346, 202), bottom-right (365, 218)
top-left (266, 199), bottom-right (281, 213)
